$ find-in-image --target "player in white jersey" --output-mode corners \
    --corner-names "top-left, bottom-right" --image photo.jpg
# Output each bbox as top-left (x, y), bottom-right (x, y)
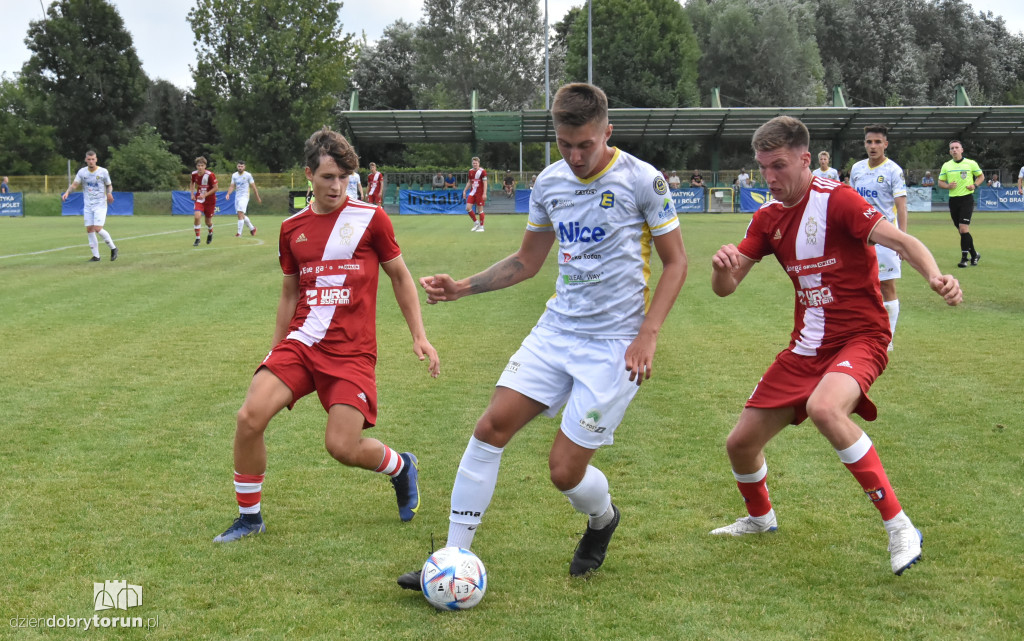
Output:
top-left (224, 161), bottom-right (262, 237)
top-left (346, 167), bottom-right (364, 200)
top-left (850, 125), bottom-right (907, 350)
top-left (1017, 165), bottom-right (1023, 194)
top-left (397, 83), bottom-right (687, 589)
top-left (812, 150), bottom-right (840, 181)
top-left (62, 150), bottom-right (118, 262)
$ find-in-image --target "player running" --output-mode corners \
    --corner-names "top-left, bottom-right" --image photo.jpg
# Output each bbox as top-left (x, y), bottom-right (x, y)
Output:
top-left (213, 126), bottom-right (439, 543)
top-left (709, 116), bottom-right (961, 576)
top-left (463, 157), bottom-right (487, 232)
top-left (191, 156), bottom-right (218, 246)
top-left (850, 125), bottom-right (907, 350)
top-left (224, 161), bottom-right (261, 237)
top-left (62, 150), bottom-right (118, 262)
top-left (397, 83), bottom-right (687, 587)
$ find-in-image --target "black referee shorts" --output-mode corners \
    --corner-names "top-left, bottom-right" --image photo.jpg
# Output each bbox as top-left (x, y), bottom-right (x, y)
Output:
top-left (948, 194), bottom-right (974, 227)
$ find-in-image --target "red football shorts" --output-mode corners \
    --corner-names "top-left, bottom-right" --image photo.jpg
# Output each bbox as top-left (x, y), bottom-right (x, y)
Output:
top-left (745, 336), bottom-right (888, 425)
top-left (257, 339), bottom-right (378, 427)
top-left (367, 192), bottom-right (382, 205)
top-left (194, 197), bottom-right (216, 218)
top-left (466, 191), bottom-right (486, 207)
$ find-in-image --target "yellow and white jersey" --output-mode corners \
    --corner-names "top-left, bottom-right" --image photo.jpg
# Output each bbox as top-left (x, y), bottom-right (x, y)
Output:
top-left (527, 148), bottom-right (679, 339)
top-left (231, 171), bottom-right (255, 199)
top-left (74, 166), bottom-right (112, 206)
top-left (850, 158), bottom-right (906, 224)
top-left (812, 167), bottom-right (839, 181)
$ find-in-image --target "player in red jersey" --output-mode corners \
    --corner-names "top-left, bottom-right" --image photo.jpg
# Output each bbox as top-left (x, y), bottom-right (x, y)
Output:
top-left (213, 126), bottom-right (441, 543)
top-left (191, 156), bottom-right (218, 246)
top-left (365, 162), bottom-right (384, 205)
top-left (463, 156), bottom-right (487, 232)
top-left (709, 116), bottom-right (961, 575)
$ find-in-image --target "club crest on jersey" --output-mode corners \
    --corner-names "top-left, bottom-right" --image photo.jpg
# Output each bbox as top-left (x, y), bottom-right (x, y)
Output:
top-left (339, 223), bottom-right (354, 244)
top-left (877, 175), bottom-right (885, 183)
top-left (804, 216), bottom-right (818, 245)
top-left (599, 190), bottom-right (615, 209)
top-left (773, 229), bottom-right (782, 240)
top-left (653, 176), bottom-right (668, 195)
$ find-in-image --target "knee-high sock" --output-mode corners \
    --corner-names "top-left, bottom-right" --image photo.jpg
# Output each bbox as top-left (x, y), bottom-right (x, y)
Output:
top-left (97, 229), bottom-right (115, 248)
top-left (447, 436), bottom-right (503, 550)
top-left (734, 461), bottom-right (772, 518)
top-left (87, 232), bottom-right (99, 257)
top-left (883, 299), bottom-right (899, 339)
top-left (562, 465), bottom-right (612, 527)
top-left (836, 432), bottom-right (902, 521)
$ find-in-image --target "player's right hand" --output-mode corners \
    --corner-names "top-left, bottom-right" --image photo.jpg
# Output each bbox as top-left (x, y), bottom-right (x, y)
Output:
top-left (419, 274), bottom-right (457, 304)
top-left (711, 244), bottom-right (743, 271)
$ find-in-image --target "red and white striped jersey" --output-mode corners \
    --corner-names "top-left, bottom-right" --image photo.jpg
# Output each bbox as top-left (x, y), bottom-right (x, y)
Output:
top-left (278, 200), bottom-right (402, 359)
top-left (466, 168), bottom-right (487, 197)
top-left (367, 171), bottom-right (384, 197)
top-left (737, 177), bottom-right (890, 355)
top-left (191, 170), bottom-right (217, 203)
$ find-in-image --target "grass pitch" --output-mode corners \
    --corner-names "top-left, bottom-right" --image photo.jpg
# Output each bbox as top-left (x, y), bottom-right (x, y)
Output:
top-left (1, 211), bottom-right (1021, 640)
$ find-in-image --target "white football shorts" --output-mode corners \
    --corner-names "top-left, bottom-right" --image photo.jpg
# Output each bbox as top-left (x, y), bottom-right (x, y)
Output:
top-left (234, 195), bottom-right (249, 213)
top-left (876, 244), bottom-right (902, 281)
top-left (83, 203), bottom-right (108, 227)
top-left (495, 324), bottom-right (640, 449)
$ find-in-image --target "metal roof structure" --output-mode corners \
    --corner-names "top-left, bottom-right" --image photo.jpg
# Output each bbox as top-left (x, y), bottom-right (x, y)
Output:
top-left (340, 105), bottom-right (1024, 146)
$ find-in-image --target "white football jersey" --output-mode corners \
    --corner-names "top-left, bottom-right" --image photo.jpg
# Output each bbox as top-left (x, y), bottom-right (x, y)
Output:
top-left (527, 148), bottom-right (680, 339)
top-left (850, 158), bottom-right (906, 224)
top-left (812, 167), bottom-right (840, 181)
top-left (347, 173), bottom-right (361, 198)
top-left (75, 166), bottom-right (112, 204)
top-left (231, 171), bottom-right (254, 198)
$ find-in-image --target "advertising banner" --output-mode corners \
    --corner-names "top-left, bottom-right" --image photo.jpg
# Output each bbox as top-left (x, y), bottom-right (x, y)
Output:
top-left (171, 191), bottom-right (234, 215)
top-left (671, 187), bottom-right (705, 213)
top-left (907, 187), bottom-right (932, 212)
top-left (739, 188), bottom-right (775, 212)
top-left (61, 192), bottom-right (134, 215)
top-left (0, 192), bottom-right (23, 216)
top-left (975, 187), bottom-right (1024, 211)
top-left (399, 190), bottom-right (466, 215)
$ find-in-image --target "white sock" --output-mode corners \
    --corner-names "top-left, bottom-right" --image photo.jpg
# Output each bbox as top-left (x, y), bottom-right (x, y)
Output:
top-left (446, 436), bottom-right (504, 550)
top-left (87, 232), bottom-right (99, 257)
top-left (561, 465), bottom-right (612, 528)
top-left (97, 229), bottom-right (115, 248)
top-left (883, 510), bottom-right (912, 533)
top-left (883, 299), bottom-right (899, 340)
top-left (237, 219), bottom-right (244, 234)
top-left (244, 216), bottom-right (254, 230)
top-left (194, 224), bottom-right (201, 237)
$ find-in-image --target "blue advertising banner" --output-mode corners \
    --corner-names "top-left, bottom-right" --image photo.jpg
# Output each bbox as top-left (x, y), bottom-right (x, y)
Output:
top-left (399, 189), bottom-right (466, 215)
top-left (975, 187), bottom-right (1024, 211)
top-left (907, 187), bottom-right (932, 212)
top-left (515, 189), bottom-right (531, 214)
top-left (0, 192), bottom-right (24, 216)
top-left (671, 188), bottom-right (705, 213)
top-left (171, 191), bottom-right (234, 215)
top-left (61, 192), bottom-right (134, 215)
top-left (739, 188), bottom-right (775, 212)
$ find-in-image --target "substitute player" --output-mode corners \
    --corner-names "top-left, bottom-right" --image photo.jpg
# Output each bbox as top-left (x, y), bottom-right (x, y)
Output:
top-left (812, 150), bottom-right (839, 181)
top-left (938, 141), bottom-right (984, 267)
top-left (213, 126), bottom-right (440, 543)
top-left (191, 156), bottom-right (218, 246)
top-left (709, 116), bottom-right (962, 575)
top-left (850, 125), bottom-right (907, 350)
top-left (463, 157), bottom-right (487, 232)
top-left (365, 162), bottom-right (384, 205)
top-left (224, 161), bottom-right (261, 237)
top-left (397, 83), bottom-right (687, 587)
top-left (62, 150), bottom-right (118, 262)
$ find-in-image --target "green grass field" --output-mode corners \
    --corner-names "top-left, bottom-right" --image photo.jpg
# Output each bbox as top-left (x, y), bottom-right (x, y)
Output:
top-left (1, 211), bottom-right (1021, 640)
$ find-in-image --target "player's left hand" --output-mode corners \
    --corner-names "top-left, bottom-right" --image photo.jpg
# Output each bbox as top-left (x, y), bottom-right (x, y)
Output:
top-left (624, 331), bottom-right (657, 386)
top-left (414, 337), bottom-right (441, 378)
top-left (931, 274), bottom-right (962, 306)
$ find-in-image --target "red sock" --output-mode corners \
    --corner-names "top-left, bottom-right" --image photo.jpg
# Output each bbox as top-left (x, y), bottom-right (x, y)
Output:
top-left (734, 464), bottom-right (772, 517)
top-left (844, 445), bottom-right (902, 521)
top-left (374, 447), bottom-right (406, 477)
top-left (234, 471), bottom-right (264, 515)
top-left (468, 212), bottom-right (478, 223)
top-left (477, 212), bottom-right (485, 226)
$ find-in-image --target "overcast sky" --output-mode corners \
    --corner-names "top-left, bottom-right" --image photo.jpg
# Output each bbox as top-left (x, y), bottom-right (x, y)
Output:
top-left (1, 0), bottom-right (1021, 90)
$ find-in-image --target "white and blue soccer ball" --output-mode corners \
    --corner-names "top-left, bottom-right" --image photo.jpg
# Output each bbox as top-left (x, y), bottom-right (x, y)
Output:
top-left (421, 546), bottom-right (487, 610)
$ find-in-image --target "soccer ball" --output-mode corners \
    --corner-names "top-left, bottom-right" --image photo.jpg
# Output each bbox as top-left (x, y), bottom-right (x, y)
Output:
top-left (420, 547), bottom-right (487, 610)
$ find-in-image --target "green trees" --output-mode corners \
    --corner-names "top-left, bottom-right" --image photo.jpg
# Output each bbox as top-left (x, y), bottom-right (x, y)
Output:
top-left (106, 127), bottom-right (183, 191)
top-left (188, 0), bottom-right (354, 171)
top-left (21, 0), bottom-right (147, 158)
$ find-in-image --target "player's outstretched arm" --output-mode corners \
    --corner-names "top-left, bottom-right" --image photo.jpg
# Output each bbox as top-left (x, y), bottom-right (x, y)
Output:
top-left (625, 229), bottom-right (687, 386)
top-left (870, 220), bottom-right (962, 306)
top-left (419, 230), bottom-right (555, 304)
top-left (383, 255), bottom-right (441, 378)
top-left (711, 244), bottom-right (755, 297)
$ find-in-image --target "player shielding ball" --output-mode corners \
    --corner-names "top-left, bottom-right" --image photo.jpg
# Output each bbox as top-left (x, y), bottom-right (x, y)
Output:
top-left (62, 150), bottom-right (118, 262)
top-left (191, 156), bottom-right (218, 246)
top-left (709, 116), bottom-right (961, 575)
top-left (224, 161), bottom-right (261, 237)
top-left (213, 126), bottom-right (440, 543)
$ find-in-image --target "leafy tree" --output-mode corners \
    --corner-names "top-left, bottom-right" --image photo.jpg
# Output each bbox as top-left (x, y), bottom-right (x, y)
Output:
top-left (0, 75), bottom-right (62, 174)
top-left (105, 127), bottom-right (183, 191)
top-left (349, 21), bottom-right (419, 111)
top-left (21, 0), bottom-right (147, 158)
top-left (189, 0), bottom-right (354, 171)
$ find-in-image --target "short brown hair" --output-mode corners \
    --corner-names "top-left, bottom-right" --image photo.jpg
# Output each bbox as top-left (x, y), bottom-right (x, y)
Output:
top-left (751, 116), bottom-right (809, 153)
top-left (194, 156), bottom-right (207, 166)
top-left (552, 83), bottom-right (609, 128)
top-left (863, 124), bottom-right (889, 138)
top-left (304, 126), bottom-right (359, 175)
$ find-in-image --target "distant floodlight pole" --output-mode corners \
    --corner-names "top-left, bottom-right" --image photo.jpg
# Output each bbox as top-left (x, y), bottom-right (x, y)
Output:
top-left (587, 0), bottom-right (592, 84)
top-left (544, 0), bottom-right (550, 165)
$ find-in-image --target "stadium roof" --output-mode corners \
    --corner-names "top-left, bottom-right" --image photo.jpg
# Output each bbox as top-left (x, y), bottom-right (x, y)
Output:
top-left (340, 105), bottom-right (1024, 146)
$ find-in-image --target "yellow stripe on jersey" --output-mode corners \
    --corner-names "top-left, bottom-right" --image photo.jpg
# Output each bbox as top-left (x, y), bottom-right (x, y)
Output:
top-left (577, 148), bottom-right (622, 185)
top-left (641, 222), bottom-right (653, 314)
top-left (650, 216), bottom-right (679, 231)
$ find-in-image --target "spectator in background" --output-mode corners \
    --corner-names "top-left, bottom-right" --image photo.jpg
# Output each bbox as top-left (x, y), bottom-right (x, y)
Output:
top-left (668, 171), bottom-right (681, 190)
top-left (1, 176), bottom-right (8, 193)
top-left (920, 171), bottom-right (935, 187)
top-left (503, 169), bottom-right (516, 197)
top-left (529, 174), bottom-right (538, 189)
top-left (736, 168), bottom-right (751, 189)
top-left (444, 173), bottom-right (457, 190)
top-left (987, 173), bottom-right (1000, 188)
top-left (690, 169), bottom-right (705, 190)
top-left (432, 172), bottom-right (445, 190)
